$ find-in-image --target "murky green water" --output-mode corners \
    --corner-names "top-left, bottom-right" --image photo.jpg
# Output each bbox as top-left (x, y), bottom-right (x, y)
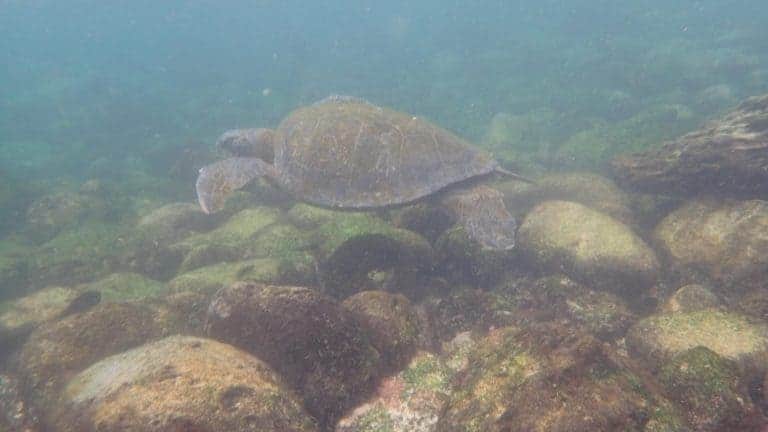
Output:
top-left (1, 1), bottom-right (768, 431)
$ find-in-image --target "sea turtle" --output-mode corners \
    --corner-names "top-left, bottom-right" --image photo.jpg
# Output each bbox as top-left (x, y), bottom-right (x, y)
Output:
top-left (196, 95), bottom-right (531, 250)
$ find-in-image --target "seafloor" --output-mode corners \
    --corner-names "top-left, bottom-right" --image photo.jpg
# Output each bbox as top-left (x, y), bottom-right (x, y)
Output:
top-left (1, 89), bottom-right (768, 432)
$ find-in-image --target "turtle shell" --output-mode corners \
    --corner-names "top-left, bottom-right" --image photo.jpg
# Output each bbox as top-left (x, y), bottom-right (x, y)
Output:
top-left (272, 96), bottom-right (499, 208)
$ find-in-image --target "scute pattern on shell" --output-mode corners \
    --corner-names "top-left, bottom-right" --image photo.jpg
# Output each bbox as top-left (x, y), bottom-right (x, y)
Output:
top-left (272, 97), bottom-right (498, 208)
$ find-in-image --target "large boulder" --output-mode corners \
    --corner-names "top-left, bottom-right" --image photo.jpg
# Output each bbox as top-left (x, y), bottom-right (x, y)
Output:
top-left (135, 202), bottom-right (214, 243)
top-left (311, 212), bottom-right (433, 298)
top-left (51, 336), bottom-right (318, 432)
top-left (659, 346), bottom-right (764, 431)
top-left (168, 255), bottom-right (316, 296)
top-left (205, 282), bottom-right (383, 428)
top-left (335, 351), bottom-right (453, 432)
top-left (24, 190), bottom-right (107, 243)
top-left (654, 198), bottom-right (768, 295)
top-left (436, 324), bottom-right (688, 432)
top-left (342, 290), bottom-right (422, 371)
top-left (626, 309), bottom-right (768, 378)
top-left (612, 93), bottom-right (768, 197)
top-left (14, 297), bottom-right (200, 411)
top-left (497, 172), bottom-right (635, 225)
top-left (517, 200), bottom-right (660, 298)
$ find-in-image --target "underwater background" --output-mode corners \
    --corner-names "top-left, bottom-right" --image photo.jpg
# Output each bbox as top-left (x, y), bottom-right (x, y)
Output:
top-left (2, 1), bottom-right (768, 431)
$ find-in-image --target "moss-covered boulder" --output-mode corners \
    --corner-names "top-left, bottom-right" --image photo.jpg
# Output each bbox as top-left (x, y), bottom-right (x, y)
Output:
top-left (654, 199), bottom-right (768, 296)
top-left (738, 288), bottom-right (768, 322)
top-left (313, 212), bottom-right (433, 298)
top-left (205, 282), bottom-right (383, 428)
top-left (659, 346), bottom-right (764, 431)
top-left (390, 203), bottom-right (454, 243)
top-left (0, 373), bottom-right (38, 432)
top-left (286, 203), bottom-right (338, 230)
top-left (24, 190), bottom-right (107, 243)
top-left (660, 284), bottom-right (721, 314)
top-left (135, 202), bottom-right (214, 242)
top-left (171, 206), bottom-right (283, 270)
top-left (28, 222), bottom-right (127, 288)
top-left (0, 286), bottom-right (80, 360)
top-left (168, 255), bottom-right (316, 296)
top-left (518, 275), bottom-right (637, 341)
top-left (52, 336), bottom-right (318, 432)
top-left (434, 225), bottom-right (513, 287)
top-left (14, 298), bottom-right (198, 411)
top-left (518, 200), bottom-right (660, 298)
top-left (437, 324), bottom-right (688, 432)
top-left (497, 172), bottom-right (635, 225)
top-left (0, 240), bottom-right (31, 301)
top-left (626, 310), bottom-right (768, 377)
top-left (78, 272), bottom-right (167, 303)
top-left (342, 290), bottom-right (422, 371)
top-left (335, 351), bottom-right (453, 432)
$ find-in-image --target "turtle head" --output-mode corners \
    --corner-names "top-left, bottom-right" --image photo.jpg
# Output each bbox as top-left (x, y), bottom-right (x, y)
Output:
top-left (216, 128), bottom-right (275, 163)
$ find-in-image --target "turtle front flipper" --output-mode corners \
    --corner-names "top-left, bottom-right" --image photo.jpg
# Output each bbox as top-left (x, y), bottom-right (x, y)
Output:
top-left (440, 185), bottom-right (517, 250)
top-left (196, 157), bottom-right (275, 214)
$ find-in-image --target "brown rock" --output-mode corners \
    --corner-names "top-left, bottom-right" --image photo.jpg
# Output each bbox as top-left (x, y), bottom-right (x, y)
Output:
top-left (612, 93), bottom-right (768, 197)
top-left (53, 336), bottom-right (318, 432)
top-left (205, 282), bottom-right (382, 428)
top-left (654, 198), bottom-right (768, 295)
top-left (342, 290), bottom-right (421, 371)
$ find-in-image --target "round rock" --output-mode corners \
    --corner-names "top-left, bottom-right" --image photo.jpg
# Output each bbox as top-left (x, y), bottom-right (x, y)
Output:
top-left (517, 200), bottom-right (660, 298)
top-left (205, 282), bottom-right (382, 428)
top-left (53, 335), bottom-right (318, 432)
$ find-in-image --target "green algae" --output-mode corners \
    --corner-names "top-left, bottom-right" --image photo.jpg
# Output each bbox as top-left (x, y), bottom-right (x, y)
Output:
top-left (30, 222), bottom-right (129, 287)
top-left (348, 404), bottom-right (395, 432)
top-left (168, 255), bottom-right (316, 295)
top-left (176, 207), bottom-right (281, 251)
top-left (82, 272), bottom-right (168, 302)
top-left (659, 346), bottom-right (753, 430)
top-left (401, 353), bottom-right (451, 395)
top-left (312, 212), bottom-right (427, 260)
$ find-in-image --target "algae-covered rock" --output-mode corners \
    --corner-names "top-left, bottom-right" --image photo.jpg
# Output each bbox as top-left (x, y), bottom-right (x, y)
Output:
top-left (0, 373), bottom-right (39, 432)
top-left (0, 285), bottom-right (82, 361)
top-left (626, 310), bottom-right (768, 376)
top-left (286, 203), bottom-right (338, 230)
top-left (518, 200), bottom-right (660, 298)
top-left (0, 286), bottom-right (79, 333)
top-left (525, 275), bottom-right (636, 341)
top-left (437, 324), bottom-right (687, 432)
top-left (654, 199), bottom-right (768, 295)
top-left (79, 272), bottom-right (167, 302)
top-left (313, 212), bottom-right (433, 298)
top-left (497, 172), bottom-right (635, 224)
top-left (29, 222), bottom-right (127, 288)
top-left (0, 241), bottom-right (31, 301)
top-left (342, 290), bottom-right (422, 371)
top-left (52, 336), bottom-right (318, 432)
top-left (738, 288), bottom-right (768, 322)
top-left (660, 284), bottom-right (721, 314)
top-left (168, 255), bottom-right (316, 296)
top-left (390, 203), bottom-right (454, 243)
top-left (335, 351), bottom-right (453, 432)
top-left (659, 346), bottom-right (763, 431)
top-left (434, 225), bottom-right (513, 287)
top-left (15, 298), bottom-right (196, 411)
top-left (172, 206), bottom-right (283, 270)
top-left (205, 282), bottom-right (383, 428)
top-left (24, 190), bottom-right (107, 243)
top-left (135, 201), bottom-right (214, 242)
top-left (612, 93), bottom-right (768, 197)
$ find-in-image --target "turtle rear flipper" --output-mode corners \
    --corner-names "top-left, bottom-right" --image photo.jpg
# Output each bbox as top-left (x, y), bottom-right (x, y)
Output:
top-left (441, 185), bottom-right (517, 250)
top-left (196, 157), bottom-right (275, 213)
